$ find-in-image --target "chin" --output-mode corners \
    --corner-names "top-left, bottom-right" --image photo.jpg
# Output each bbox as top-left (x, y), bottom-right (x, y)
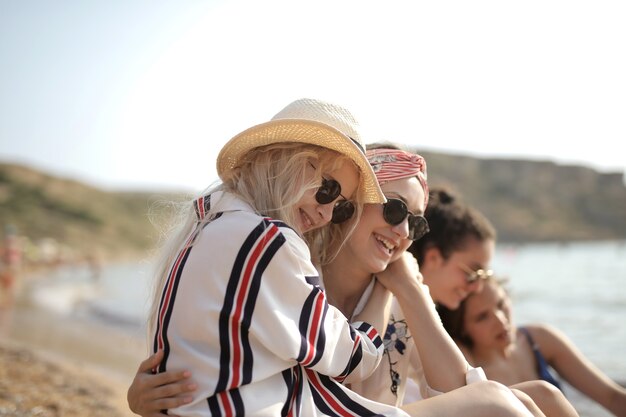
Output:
top-left (443, 299), bottom-right (461, 310)
top-left (370, 261), bottom-right (389, 274)
top-left (496, 339), bottom-right (512, 350)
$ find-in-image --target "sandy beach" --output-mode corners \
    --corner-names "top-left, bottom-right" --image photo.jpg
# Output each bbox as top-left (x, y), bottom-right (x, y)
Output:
top-left (0, 274), bottom-right (147, 417)
top-left (2, 248), bottom-right (623, 417)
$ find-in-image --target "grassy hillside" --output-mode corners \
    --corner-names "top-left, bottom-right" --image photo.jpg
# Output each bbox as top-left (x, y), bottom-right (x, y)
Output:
top-left (414, 149), bottom-right (626, 242)
top-left (0, 163), bottom-right (186, 262)
top-left (2, 154), bottom-right (625, 266)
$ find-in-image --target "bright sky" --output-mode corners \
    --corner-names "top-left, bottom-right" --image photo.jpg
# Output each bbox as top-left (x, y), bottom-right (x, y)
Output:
top-left (1, 0), bottom-right (625, 192)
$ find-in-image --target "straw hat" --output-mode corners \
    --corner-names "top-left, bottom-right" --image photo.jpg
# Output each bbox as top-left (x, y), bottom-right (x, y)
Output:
top-left (216, 98), bottom-right (386, 204)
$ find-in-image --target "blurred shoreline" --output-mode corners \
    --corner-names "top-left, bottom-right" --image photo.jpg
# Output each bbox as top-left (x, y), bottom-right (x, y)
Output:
top-left (2, 240), bottom-right (624, 417)
top-left (0, 267), bottom-right (147, 417)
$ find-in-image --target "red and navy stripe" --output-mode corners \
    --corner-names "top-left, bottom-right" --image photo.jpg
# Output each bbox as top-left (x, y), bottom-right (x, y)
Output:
top-left (355, 322), bottom-right (382, 350)
top-left (193, 194), bottom-right (211, 221)
top-left (153, 225), bottom-right (204, 371)
top-left (208, 218), bottom-right (287, 416)
top-left (153, 195), bottom-right (217, 370)
top-left (306, 369), bottom-right (383, 417)
top-left (280, 366), bottom-right (303, 417)
top-left (336, 322), bottom-right (381, 381)
top-left (296, 287), bottom-right (329, 368)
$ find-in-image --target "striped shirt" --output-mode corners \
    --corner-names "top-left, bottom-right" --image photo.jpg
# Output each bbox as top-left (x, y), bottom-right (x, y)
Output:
top-left (151, 191), bottom-right (409, 417)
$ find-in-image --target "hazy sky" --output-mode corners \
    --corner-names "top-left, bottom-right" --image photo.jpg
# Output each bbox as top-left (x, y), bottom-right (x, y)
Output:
top-left (1, 0), bottom-right (625, 192)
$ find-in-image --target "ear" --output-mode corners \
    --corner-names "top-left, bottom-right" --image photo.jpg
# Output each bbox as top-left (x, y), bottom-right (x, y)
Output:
top-left (423, 246), bottom-right (444, 269)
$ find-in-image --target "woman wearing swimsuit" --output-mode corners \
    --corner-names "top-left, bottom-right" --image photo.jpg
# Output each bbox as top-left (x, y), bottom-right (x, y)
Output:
top-left (439, 275), bottom-right (626, 416)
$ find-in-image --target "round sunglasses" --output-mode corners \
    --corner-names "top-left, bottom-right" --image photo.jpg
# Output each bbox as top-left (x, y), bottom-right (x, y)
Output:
top-left (313, 174), bottom-right (355, 224)
top-left (458, 263), bottom-right (494, 283)
top-left (382, 198), bottom-right (430, 241)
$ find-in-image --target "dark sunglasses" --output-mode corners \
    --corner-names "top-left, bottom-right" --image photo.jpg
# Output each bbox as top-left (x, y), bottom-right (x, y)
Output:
top-left (310, 164), bottom-right (355, 224)
top-left (382, 198), bottom-right (430, 241)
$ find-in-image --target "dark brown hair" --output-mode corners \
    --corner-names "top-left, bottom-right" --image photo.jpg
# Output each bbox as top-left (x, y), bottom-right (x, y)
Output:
top-left (408, 186), bottom-right (496, 264)
top-left (438, 301), bottom-right (474, 348)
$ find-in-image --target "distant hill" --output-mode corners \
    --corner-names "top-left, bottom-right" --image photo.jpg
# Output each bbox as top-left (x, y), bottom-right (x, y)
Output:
top-left (412, 149), bottom-right (626, 242)
top-left (0, 162), bottom-right (186, 262)
top-left (1, 154), bottom-right (625, 264)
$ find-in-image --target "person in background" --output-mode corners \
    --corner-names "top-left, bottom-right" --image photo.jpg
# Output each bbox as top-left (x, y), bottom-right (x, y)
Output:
top-left (438, 275), bottom-right (626, 416)
top-left (394, 186), bottom-right (578, 416)
top-left (0, 224), bottom-right (22, 309)
top-left (408, 187), bottom-right (495, 311)
top-left (128, 144), bottom-right (553, 417)
top-left (347, 184), bottom-right (576, 417)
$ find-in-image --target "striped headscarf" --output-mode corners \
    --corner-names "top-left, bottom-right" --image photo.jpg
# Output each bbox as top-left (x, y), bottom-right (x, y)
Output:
top-left (366, 148), bottom-right (429, 206)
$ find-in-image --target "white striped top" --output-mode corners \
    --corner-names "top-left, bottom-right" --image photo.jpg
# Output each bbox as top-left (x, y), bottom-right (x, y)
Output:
top-left (151, 191), bottom-right (409, 417)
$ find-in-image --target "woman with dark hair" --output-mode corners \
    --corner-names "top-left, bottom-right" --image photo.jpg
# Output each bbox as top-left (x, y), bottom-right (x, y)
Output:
top-left (409, 187), bottom-right (496, 311)
top-left (439, 275), bottom-right (626, 416)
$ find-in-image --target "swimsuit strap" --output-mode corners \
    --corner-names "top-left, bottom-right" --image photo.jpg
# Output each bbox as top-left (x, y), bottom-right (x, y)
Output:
top-left (519, 327), bottom-right (562, 391)
top-left (519, 327), bottom-right (537, 349)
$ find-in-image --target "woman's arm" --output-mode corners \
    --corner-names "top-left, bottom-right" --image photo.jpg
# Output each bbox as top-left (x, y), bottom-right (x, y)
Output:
top-left (376, 252), bottom-right (469, 392)
top-left (127, 350), bottom-right (197, 417)
top-left (529, 324), bottom-right (626, 416)
top-left (249, 228), bottom-right (385, 380)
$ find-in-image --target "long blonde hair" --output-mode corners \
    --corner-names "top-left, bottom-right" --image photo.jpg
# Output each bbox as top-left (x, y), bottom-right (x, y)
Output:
top-left (147, 142), bottom-right (363, 339)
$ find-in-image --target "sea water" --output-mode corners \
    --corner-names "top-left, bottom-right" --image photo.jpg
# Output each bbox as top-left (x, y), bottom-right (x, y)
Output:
top-left (493, 240), bottom-right (626, 417)
top-left (27, 240), bottom-right (626, 417)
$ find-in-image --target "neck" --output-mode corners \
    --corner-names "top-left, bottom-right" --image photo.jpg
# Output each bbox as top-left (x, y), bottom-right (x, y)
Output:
top-left (322, 250), bottom-right (374, 318)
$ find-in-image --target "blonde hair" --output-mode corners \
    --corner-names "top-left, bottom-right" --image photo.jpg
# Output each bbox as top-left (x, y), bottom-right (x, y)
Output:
top-left (146, 142), bottom-right (363, 340)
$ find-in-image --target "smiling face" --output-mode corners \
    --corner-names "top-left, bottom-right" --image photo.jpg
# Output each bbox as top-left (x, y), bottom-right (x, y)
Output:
top-left (462, 279), bottom-right (514, 351)
top-left (295, 161), bottom-right (359, 234)
top-left (343, 176), bottom-right (426, 274)
top-left (421, 236), bottom-right (495, 310)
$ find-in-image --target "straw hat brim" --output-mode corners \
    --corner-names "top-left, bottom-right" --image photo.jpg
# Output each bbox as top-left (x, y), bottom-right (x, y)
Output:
top-left (217, 119), bottom-right (386, 204)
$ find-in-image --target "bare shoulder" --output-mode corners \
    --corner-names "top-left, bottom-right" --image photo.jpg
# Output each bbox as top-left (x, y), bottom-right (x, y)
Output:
top-left (523, 323), bottom-right (571, 359)
top-left (524, 323), bottom-right (567, 340)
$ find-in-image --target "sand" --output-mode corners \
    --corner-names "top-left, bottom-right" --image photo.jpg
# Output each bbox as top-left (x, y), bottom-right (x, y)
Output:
top-left (0, 278), bottom-right (147, 417)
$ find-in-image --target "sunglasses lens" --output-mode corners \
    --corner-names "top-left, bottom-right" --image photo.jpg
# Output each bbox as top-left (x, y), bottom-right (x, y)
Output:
top-left (331, 200), bottom-right (355, 224)
top-left (408, 216), bottom-right (430, 241)
top-left (382, 199), bottom-right (408, 225)
top-left (383, 199), bottom-right (429, 241)
top-left (316, 178), bottom-right (341, 204)
top-left (465, 268), bottom-right (493, 283)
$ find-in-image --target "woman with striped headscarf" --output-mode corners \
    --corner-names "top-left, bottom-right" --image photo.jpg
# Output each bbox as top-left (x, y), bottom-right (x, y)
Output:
top-left (129, 144), bottom-right (548, 417)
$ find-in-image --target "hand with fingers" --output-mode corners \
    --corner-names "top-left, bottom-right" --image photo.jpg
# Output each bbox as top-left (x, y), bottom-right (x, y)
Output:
top-left (376, 251), bottom-right (424, 295)
top-left (127, 350), bottom-right (197, 417)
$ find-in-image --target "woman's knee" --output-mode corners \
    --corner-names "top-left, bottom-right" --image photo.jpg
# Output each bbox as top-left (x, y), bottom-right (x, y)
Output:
top-left (511, 380), bottom-right (577, 417)
top-left (470, 381), bottom-right (537, 416)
